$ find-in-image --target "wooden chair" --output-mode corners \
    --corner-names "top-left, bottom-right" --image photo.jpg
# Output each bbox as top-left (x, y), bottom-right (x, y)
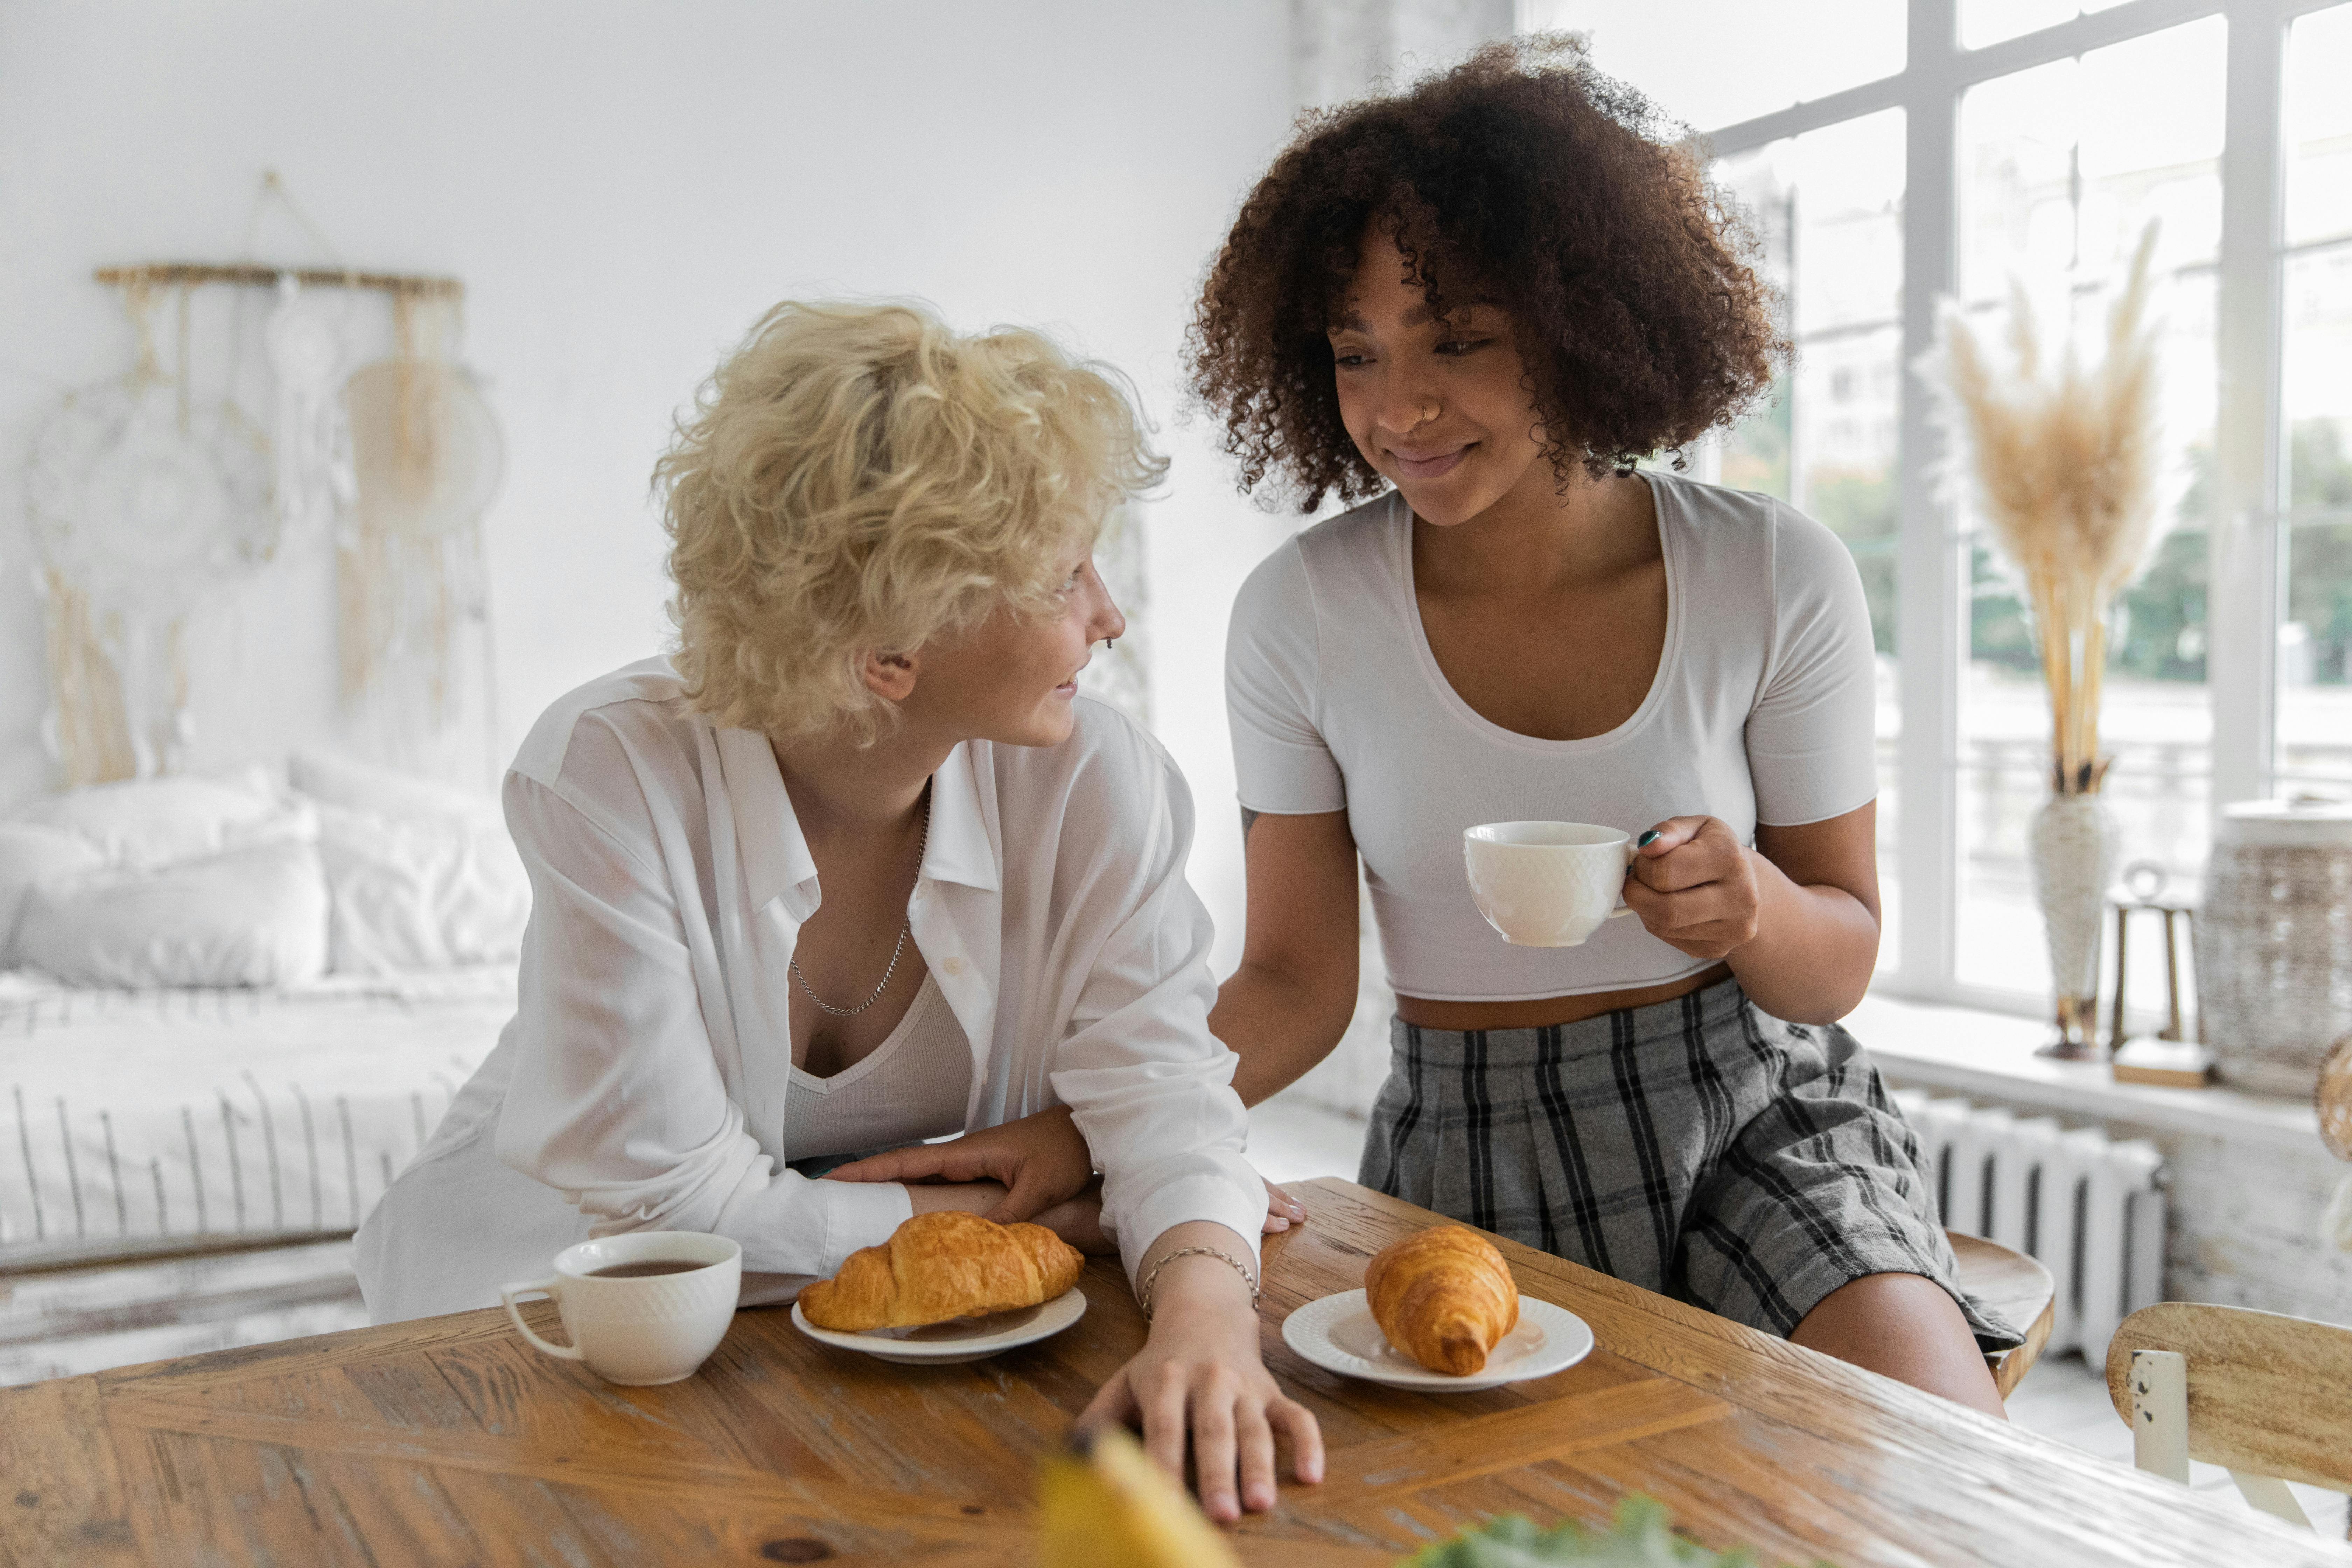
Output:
top-left (1948, 1228), bottom-right (2056, 1399)
top-left (2104, 1301), bottom-right (2352, 1530)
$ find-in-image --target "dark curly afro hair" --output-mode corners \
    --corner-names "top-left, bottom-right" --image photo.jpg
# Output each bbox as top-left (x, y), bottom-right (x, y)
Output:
top-left (1187, 35), bottom-right (1787, 511)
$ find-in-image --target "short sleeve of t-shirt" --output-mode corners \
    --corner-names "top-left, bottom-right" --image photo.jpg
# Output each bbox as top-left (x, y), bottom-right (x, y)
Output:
top-left (1745, 505), bottom-right (1882, 827)
top-left (1226, 539), bottom-right (1346, 814)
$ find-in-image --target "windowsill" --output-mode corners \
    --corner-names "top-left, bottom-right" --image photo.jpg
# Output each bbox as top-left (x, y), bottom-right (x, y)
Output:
top-left (1848, 990), bottom-right (2321, 1145)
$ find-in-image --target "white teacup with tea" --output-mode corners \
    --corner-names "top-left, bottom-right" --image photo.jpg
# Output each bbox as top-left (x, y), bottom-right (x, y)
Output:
top-left (1463, 820), bottom-right (1641, 947)
top-left (499, 1231), bottom-right (741, 1385)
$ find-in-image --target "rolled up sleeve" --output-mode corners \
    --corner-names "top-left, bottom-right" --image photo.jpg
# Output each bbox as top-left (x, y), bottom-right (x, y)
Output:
top-left (1044, 727), bottom-right (1269, 1290)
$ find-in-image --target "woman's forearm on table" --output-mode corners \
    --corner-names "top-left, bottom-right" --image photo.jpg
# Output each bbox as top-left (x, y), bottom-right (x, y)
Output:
top-left (901, 1180), bottom-right (1008, 1215)
top-left (1212, 961), bottom-right (1355, 1107)
top-left (1134, 1219), bottom-right (1262, 1317)
top-left (1727, 850), bottom-right (1879, 1023)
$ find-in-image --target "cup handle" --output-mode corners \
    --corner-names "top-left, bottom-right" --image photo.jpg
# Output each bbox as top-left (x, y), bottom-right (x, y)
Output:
top-left (1610, 839), bottom-right (1642, 919)
top-left (499, 1276), bottom-right (586, 1361)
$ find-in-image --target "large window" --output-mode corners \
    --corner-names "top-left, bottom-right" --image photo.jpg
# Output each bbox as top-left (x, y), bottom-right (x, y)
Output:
top-left (1522, 0), bottom-right (2350, 1020)
top-left (2279, 2), bottom-right (2352, 791)
top-left (1709, 114), bottom-right (1910, 971)
top-left (1951, 17), bottom-right (2223, 1004)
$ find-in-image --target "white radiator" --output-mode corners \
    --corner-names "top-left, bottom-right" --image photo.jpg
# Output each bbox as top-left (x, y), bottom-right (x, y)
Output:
top-left (1893, 1090), bottom-right (2167, 1366)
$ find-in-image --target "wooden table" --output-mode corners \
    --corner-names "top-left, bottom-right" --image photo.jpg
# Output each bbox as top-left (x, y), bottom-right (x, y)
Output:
top-left (4, 1177), bottom-right (2343, 1567)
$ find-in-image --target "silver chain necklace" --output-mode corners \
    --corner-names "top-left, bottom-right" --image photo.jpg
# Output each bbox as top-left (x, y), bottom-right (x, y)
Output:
top-left (790, 787), bottom-right (931, 1019)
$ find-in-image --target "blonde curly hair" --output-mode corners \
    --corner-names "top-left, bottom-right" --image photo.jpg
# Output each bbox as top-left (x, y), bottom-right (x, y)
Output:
top-left (657, 300), bottom-right (1166, 743)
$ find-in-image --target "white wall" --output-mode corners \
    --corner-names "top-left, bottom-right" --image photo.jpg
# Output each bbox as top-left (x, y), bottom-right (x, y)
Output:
top-left (0, 0), bottom-right (1306, 971)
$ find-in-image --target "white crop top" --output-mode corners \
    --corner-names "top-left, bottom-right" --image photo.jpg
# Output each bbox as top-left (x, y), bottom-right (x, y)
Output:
top-left (783, 975), bottom-right (973, 1161)
top-left (1225, 472), bottom-right (1878, 1003)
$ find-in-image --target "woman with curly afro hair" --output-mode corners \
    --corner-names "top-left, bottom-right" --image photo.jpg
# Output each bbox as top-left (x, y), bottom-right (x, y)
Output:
top-left (1194, 38), bottom-right (2020, 1415)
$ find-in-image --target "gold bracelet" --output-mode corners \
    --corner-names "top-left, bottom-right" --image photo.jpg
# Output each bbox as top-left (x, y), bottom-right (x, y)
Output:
top-left (1138, 1244), bottom-right (1260, 1319)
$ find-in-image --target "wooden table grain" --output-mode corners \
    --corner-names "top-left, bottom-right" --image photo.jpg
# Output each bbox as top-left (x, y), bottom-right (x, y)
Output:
top-left (2, 1177), bottom-right (2342, 1568)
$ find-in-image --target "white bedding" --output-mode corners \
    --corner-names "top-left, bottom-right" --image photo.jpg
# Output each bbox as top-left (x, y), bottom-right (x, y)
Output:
top-left (0, 966), bottom-right (513, 1265)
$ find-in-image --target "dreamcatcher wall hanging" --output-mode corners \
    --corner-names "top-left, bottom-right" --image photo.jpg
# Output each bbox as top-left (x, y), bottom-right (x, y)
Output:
top-left (338, 289), bottom-right (504, 757)
top-left (22, 204), bottom-right (502, 787)
top-left (26, 274), bottom-right (275, 782)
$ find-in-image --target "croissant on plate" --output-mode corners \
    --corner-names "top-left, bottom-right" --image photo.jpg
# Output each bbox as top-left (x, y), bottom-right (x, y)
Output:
top-left (1364, 1224), bottom-right (1520, 1375)
top-left (797, 1210), bottom-right (1085, 1331)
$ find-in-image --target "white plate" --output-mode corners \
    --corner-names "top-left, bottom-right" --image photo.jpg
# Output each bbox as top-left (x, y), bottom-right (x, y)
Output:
top-left (791, 1287), bottom-right (1087, 1365)
top-left (1281, 1289), bottom-right (1594, 1391)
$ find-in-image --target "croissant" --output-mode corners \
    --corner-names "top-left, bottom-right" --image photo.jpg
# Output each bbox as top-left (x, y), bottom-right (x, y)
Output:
top-left (1364, 1225), bottom-right (1520, 1375)
top-left (797, 1210), bottom-right (1084, 1331)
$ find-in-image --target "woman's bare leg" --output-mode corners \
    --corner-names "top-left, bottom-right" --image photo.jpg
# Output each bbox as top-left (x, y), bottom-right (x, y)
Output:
top-left (1790, 1272), bottom-right (2007, 1419)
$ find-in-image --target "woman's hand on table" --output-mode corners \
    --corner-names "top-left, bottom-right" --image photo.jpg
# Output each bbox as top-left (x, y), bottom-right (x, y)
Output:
top-left (827, 1106), bottom-right (1095, 1223)
top-left (1079, 1223), bottom-right (1324, 1522)
top-left (1621, 815), bottom-right (1763, 961)
top-left (827, 1106), bottom-right (1306, 1234)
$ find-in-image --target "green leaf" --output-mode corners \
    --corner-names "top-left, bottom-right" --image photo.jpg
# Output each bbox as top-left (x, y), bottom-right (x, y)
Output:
top-left (1397, 1496), bottom-right (1832, 1568)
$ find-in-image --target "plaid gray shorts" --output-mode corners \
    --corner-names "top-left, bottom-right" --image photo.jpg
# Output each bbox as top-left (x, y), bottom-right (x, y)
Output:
top-left (1358, 977), bottom-right (2021, 1351)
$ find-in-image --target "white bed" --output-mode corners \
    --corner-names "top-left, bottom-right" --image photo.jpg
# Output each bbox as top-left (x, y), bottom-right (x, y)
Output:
top-left (0, 965), bottom-right (512, 1268)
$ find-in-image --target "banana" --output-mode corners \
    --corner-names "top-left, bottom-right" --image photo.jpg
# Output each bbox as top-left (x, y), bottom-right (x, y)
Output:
top-left (1035, 1424), bottom-right (1243, 1568)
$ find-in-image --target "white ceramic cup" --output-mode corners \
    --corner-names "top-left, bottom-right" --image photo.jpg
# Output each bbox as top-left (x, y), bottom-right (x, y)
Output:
top-left (498, 1231), bottom-right (741, 1386)
top-left (1463, 821), bottom-right (1641, 947)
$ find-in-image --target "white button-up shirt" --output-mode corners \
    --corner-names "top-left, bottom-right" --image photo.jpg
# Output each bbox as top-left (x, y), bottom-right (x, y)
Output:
top-left (354, 659), bottom-right (1266, 1322)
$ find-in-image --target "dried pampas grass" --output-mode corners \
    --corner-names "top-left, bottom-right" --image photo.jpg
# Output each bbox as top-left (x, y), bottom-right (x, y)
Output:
top-left (1924, 222), bottom-right (2168, 796)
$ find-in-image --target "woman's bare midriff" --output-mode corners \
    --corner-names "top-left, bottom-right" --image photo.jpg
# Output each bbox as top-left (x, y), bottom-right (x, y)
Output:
top-left (1393, 962), bottom-right (1732, 1031)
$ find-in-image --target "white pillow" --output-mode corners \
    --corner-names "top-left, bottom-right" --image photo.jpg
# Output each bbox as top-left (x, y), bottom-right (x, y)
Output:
top-left (11, 766), bottom-right (313, 868)
top-left (313, 802), bottom-right (529, 973)
top-left (17, 840), bottom-right (330, 988)
top-left (0, 823), bottom-right (106, 963)
top-left (289, 751), bottom-right (502, 829)
top-left (288, 754), bottom-right (525, 973)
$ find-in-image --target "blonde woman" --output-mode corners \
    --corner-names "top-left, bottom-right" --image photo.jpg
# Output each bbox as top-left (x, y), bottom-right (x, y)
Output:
top-left (355, 301), bottom-right (1322, 1519)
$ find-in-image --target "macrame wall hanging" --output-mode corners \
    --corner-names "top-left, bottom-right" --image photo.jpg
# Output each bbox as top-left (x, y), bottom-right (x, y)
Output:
top-left (21, 175), bottom-right (502, 787)
top-left (27, 273), bottom-right (273, 782)
top-left (338, 288), bottom-right (504, 756)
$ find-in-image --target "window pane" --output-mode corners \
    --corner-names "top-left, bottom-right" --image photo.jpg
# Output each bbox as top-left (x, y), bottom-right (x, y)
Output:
top-left (1953, 29), bottom-right (2220, 1001)
top-left (1795, 328), bottom-right (1904, 640)
top-left (1520, 1), bottom-right (1903, 133)
top-left (1791, 114), bottom-right (1908, 334)
top-left (1956, 559), bottom-right (2055, 998)
top-left (1958, 18), bottom-right (2226, 304)
top-left (2280, 243), bottom-right (2352, 793)
top-left (2287, 4), bottom-right (2352, 248)
top-left (1713, 111), bottom-right (1905, 972)
top-left (1958, 56), bottom-right (2078, 297)
top-left (2280, 516), bottom-right (2352, 791)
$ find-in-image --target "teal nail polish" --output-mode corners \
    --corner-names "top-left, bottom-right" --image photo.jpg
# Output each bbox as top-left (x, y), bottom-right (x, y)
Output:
top-left (1637, 829), bottom-right (1661, 848)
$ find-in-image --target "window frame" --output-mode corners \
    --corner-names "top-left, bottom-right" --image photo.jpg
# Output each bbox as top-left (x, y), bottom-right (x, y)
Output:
top-left (1668, 0), bottom-right (2338, 1013)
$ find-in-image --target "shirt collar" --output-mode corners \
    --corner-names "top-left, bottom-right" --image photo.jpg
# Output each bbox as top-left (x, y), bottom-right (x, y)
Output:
top-left (921, 742), bottom-right (1001, 894)
top-left (720, 727), bottom-right (1000, 915)
top-left (716, 726), bottom-right (818, 917)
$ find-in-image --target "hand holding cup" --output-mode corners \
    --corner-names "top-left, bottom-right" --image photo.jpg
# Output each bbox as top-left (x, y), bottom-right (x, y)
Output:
top-left (1619, 815), bottom-right (1762, 961)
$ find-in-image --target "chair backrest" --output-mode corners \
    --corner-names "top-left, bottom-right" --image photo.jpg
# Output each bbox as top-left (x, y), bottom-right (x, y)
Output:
top-left (2105, 1302), bottom-right (2352, 1511)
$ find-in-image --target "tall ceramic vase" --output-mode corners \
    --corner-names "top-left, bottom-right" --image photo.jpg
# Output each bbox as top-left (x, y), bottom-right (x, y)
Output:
top-left (2029, 790), bottom-right (2121, 1058)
